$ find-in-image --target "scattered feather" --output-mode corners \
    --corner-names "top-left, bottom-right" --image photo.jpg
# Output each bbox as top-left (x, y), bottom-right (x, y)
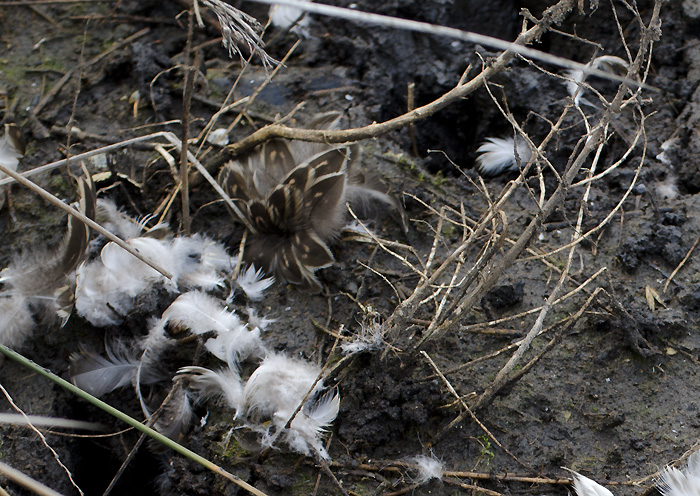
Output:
top-left (0, 294), bottom-right (34, 348)
top-left (70, 341), bottom-right (162, 397)
top-left (240, 354), bottom-right (339, 459)
top-left (476, 137), bottom-right (532, 177)
top-left (566, 470), bottom-right (615, 496)
top-left (565, 55), bottom-right (629, 107)
top-left (162, 291), bottom-right (242, 335)
top-left (178, 366), bottom-right (243, 412)
top-left (656, 451), bottom-right (700, 496)
top-left (204, 325), bottom-right (265, 370)
top-left (236, 265), bottom-right (274, 301)
top-left (657, 137), bottom-right (679, 166)
top-left (246, 306), bottom-right (274, 332)
top-left (162, 291), bottom-right (264, 368)
top-left (656, 175), bottom-right (679, 201)
top-left (75, 234), bottom-right (236, 326)
top-left (0, 175), bottom-right (95, 345)
top-left (407, 454), bottom-right (445, 484)
top-left (95, 199), bottom-right (146, 240)
top-left (283, 389), bottom-right (340, 459)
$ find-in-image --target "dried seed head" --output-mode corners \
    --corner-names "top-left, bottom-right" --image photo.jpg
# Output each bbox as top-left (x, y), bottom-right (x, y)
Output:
top-left (198, 0), bottom-right (278, 69)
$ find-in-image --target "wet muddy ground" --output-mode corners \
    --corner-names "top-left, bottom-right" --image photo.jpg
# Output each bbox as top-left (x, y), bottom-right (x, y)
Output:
top-left (1, 0), bottom-right (700, 495)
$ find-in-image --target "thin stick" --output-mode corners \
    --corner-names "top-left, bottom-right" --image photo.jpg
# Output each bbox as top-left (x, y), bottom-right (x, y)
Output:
top-left (0, 344), bottom-right (269, 496)
top-left (0, 163), bottom-right (173, 279)
top-left (407, 82), bottom-right (419, 157)
top-left (0, 461), bottom-right (65, 496)
top-left (0, 132), bottom-right (168, 187)
top-left (663, 235), bottom-right (700, 293)
top-left (421, 351), bottom-right (529, 470)
top-left (227, 0), bottom-right (580, 157)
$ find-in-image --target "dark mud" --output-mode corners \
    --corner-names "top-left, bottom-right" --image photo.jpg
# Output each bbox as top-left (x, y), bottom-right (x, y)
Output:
top-left (1, 1), bottom-right (700, 495)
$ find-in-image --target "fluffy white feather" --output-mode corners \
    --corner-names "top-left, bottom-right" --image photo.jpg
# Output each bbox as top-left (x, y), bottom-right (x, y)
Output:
top-left (657, 137), bottom-right (679, 166)
top-left (283, 390), bottom-right (340, 459)
top-left (76, 234), bottom-right (236, 326)
top-left (241, 354), bottom-right (322, 418)
top-left (656, 175), bottom-right (679, 201)
top-left (95, 199), bottom-right (146, 240)
top-left (241, 354), bottom-right (339, 459)
top-left (206, 128), bottom-right (230, 146)
top-left (246, 307), bottom-right (274, 332)
top-left (204, 325), bottom-right (265, 369)
top-left (236, 265), bottom-right (274, 301)
top-left (475, 137), bottom-right (532, 177)
top-left (178, 366), bottom-right (243, 412)
top-left (407, 454), bottom-right (445, 484)
top-left (162, 291), bottom-right (242, 335)
top-left (567, 470), bottom-right (615, 496)
top-left (656, 452), bottom-right (700, 496)
top-left (170, 235), bottom-right (234, 289)
top-left (565, 55), bottom-right (629, 107)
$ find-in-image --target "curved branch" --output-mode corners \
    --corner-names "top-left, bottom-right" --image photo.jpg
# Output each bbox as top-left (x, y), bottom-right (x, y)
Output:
top-left (226, 0), bottom-right (578, 157)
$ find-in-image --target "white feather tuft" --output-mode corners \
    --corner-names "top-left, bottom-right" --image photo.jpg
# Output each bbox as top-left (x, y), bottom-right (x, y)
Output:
top-left (178, 366), bottom-right (243, 412)
top-left (284, 390), bottom-right (340, 459)
top-left (95, 199), bottom-right (146, 240)
top-left (476, 137), bottom-right (532, 177)
top-left (566, 470), bottom-right (615, 496)
top-left (162, 291), bottom-right (241, 335)
top-left (75, 234), bottom-right (236, 326)
top-left (656, 452), bottom-right (700, 496)
top-left (407, 454), bottom-right (445, 484)
top-left (204, 325), bottom-right (265, 370)
top-left (237, 265), bottom-right (274, 301)
top-left (656, 175), bottom-right (679, 201)
top-left (240, 354), bottom-right (339, 459)
top-left (206, 128), bottom-right (230, 146)
top-left (657, 137), bottom-right (679, 166)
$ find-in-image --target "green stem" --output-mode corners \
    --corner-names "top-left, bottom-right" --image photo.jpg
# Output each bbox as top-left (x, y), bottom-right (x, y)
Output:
top-left (0, 344), bottom-right (268, 496)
